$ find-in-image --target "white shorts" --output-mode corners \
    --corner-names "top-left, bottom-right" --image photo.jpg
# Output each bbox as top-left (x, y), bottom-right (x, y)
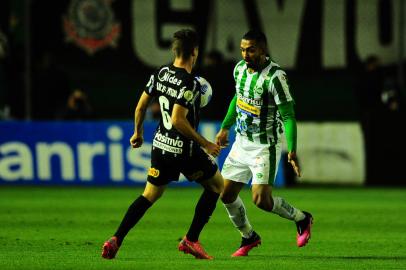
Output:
top-left (221, 134), bottom-right (282, 185)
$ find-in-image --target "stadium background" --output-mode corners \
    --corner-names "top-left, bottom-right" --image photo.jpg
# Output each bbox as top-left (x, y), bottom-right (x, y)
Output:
top-left (1, 1), bottom-right (406, 270)
top-left (1, 0), bottom-right (405, 186)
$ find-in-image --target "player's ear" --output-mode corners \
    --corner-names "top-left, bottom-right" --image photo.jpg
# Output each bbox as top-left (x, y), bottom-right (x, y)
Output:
top-left (259, 45), bottom-right (267, 55)
top-left (192, 47), bottom-right (199, 57)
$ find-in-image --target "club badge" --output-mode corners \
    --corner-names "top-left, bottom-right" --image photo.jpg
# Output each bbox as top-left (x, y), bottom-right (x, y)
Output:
top-left (183, 90), bottom-right (194, 101)
top-left (63, 0), bottom-right (121, 55)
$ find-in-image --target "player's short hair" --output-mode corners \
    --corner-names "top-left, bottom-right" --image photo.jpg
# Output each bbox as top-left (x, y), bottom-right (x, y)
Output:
top-left (172, 29), bottom-right (199, 59)
top-left (242, 30), bottom-right (267, 50)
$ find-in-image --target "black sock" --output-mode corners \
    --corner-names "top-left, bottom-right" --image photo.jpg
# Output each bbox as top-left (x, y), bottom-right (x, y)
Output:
top-left (114, 195), bottom-right (152, 245)
top-left (186, 189), bottom-right (220, 242)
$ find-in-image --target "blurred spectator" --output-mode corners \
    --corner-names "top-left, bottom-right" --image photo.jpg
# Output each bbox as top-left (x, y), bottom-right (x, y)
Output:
top-left (56, 89), bottom-right (93, 120)
top-left (379, 75), bottom-right (404, 183)
top-left (355, 56), bottom-right (384, 113)
top-left (199, 50), bottom-right (235, 121)
top-left (381, 77), bottom-right (401, 113)
top-left (5, 0), bottom-right (26, 119)
top-left (0, 28), bottom-right (9, 108)
top-left (354, 55), bottom-right (404, 184)
top-left (0, 29), bottom-right (7, 59)
top-left (1, 17), bottom-right (11, 119)
top-left (354, 55), bottom-right (384, 184)
top-left (32, 51), bottom-right (71, 119)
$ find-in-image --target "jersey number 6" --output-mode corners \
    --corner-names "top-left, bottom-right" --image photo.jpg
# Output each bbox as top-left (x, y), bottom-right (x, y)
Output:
top-left (159, 96), bottom-right (172, 130)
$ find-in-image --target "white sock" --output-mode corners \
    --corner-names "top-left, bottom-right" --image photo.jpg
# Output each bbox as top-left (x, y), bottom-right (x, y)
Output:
top-left (272, 197), bottom-right (305, 222)
top-left (223, 196), bottom-right (253, 238)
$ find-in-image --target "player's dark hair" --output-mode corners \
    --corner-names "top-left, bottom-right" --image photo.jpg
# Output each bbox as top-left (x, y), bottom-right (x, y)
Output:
top-left (242, 30), bottom-right (267, 50)
top-left (172, 29), bottom-right (199, 59)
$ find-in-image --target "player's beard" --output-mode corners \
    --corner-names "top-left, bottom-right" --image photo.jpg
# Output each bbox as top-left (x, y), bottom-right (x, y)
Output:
top-left (245, 58), bottom-right (260, 70)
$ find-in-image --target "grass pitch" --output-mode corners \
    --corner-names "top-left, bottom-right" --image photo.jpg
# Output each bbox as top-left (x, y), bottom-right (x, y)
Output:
top-left (0, 186), bottom-right (405, 270)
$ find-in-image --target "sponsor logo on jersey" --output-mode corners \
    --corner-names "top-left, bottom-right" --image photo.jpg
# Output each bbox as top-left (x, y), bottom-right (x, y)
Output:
top-left (237, 94), bottom-right (263, 106)
top-left (158, 67), bottom-right (183, 85)
top-left (156, 82), bottom-right (178, 97)
top-left (63, 0), bottom-right (121, 55)
top-left (237, 99), bottom-right (261, 117)
top-left (236, 118), bottom-right (260, 133)
top-left (148, 168), bottom-right (160, 178)
top-left (166, 87), bottom-right (178, 98)
top-left (156, 82), bottom-right (166, 93)
top-left (153, 132), bottom-right (183, 154)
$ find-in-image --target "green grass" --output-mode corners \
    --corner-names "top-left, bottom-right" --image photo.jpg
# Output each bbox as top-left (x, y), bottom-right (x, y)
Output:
top-left (0, 186), bottom-right (406, 270)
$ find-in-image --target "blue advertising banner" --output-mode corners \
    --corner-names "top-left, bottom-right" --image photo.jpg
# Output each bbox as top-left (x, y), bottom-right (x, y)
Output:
top-left (0, 121), bottom-right (284, 186)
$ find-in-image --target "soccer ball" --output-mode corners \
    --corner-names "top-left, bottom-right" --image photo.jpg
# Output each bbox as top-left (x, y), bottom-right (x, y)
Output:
top-left (195, 76), bottom-right (212, 108)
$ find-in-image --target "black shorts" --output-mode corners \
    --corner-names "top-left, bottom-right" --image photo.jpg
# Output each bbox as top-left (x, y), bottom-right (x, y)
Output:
top-left (147, 146), bottom-right (218, 186)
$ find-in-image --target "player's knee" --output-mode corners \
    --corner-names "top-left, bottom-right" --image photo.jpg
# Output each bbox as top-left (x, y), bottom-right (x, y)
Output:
top-left (209, 178), bottom-right (224, 194)
top-left (220, 190), bottom-right (237, 204)
top-left (142, 189), bottom-right (164, 204)
top-left (203, 171), bottom-right (224, 194)
top-left (207, 184), bottom-right (223, 195)
top-left (142, 192), bottom-right (161, 204)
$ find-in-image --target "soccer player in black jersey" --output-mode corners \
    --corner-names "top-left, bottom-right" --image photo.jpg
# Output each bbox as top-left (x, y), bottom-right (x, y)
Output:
top-left (102, 29), bottom-right (224, 260)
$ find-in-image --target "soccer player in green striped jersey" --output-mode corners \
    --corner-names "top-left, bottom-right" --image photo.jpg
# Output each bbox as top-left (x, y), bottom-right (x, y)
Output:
top-left (215, 30), bottom-right (313, 257)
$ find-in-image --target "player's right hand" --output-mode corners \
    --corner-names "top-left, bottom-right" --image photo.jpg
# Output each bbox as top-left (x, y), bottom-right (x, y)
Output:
top-left (215, 129), bottom-right (229, 148)
top-left (130, 133), bottom-right (143, 148)
top-left (288, 151), bottom-right (301, 177)
top-left (204, 141), bottom-right (221, 157)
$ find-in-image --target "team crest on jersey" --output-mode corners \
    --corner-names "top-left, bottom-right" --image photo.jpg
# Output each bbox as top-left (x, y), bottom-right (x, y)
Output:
top-left (148, 168), bottom-right (160, 178)
top-left (63, 0), bottom-right (121, 55)
top-left (183, 90), bottom-right (194, 101)
top-left (254, 86), bottom-right (264, 95)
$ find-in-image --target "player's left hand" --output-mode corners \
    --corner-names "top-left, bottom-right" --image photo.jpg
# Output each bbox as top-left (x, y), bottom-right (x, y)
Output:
top-left (288, 151), bottom-right (301, 177)
top-left (130, 133), bottom-right (143, 148)
top-left (215, 129), bottom-right (229, 148)
top-left (204, 141), bottom-right (221, 157)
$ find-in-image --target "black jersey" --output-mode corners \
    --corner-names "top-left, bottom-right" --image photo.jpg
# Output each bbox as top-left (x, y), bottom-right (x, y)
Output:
top-left (144, 64), bottom-right (201, 157)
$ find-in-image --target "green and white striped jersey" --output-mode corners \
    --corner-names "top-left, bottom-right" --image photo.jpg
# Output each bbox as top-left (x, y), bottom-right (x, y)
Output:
top-left (233, 59), bottom-right (294, 145)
